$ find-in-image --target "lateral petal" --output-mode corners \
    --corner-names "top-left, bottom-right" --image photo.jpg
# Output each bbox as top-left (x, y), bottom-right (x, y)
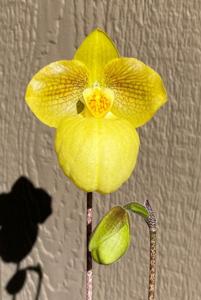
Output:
top-left (25, 60), bottom-right (89, 127)
top-left (104, 58), bottom-right (167, 128)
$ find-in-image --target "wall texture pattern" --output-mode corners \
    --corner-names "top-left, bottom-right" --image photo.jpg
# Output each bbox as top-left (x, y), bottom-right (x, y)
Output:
top-left (1, 0), bottom-right (201, 299)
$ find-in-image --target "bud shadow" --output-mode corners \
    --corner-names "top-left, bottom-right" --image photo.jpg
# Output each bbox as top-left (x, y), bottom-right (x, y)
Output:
top-left (0, 176), bottom-right (52, 299)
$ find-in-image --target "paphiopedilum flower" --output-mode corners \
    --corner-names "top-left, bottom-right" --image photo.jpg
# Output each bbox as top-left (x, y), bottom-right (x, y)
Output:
top-left (25, 29), bottom-right (167, 194)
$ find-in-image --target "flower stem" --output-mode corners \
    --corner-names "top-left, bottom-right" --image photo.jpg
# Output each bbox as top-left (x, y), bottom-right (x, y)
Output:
top-left (86, 192), bottom-right (93, 300)
top-left (144, 200), bottom-right (157, 300)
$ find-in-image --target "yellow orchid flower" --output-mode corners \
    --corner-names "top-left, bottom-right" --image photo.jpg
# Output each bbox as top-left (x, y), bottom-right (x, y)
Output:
top-left (25, 29), bottom-right (167, 194)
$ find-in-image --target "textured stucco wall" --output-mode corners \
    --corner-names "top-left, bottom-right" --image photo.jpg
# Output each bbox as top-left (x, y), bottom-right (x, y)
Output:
top-left (1, 0), bottom-right (201, 299)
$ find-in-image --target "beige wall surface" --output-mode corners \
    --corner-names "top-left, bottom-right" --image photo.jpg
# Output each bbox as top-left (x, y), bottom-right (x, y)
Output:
top-left (1, 0), bottom-right (201, 299)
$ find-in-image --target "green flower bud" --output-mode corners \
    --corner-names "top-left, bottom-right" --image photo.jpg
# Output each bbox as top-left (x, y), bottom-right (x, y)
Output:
top-left (89, 206), bottom-right (130, 265)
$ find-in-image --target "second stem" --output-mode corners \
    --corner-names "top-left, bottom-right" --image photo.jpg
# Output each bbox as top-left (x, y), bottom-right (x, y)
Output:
top-left (145, 200), bottom-right (157, 300)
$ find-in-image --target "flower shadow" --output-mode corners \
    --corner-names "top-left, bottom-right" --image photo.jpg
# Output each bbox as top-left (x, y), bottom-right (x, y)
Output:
top-left (0, 176), bottom-right (52, 299)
